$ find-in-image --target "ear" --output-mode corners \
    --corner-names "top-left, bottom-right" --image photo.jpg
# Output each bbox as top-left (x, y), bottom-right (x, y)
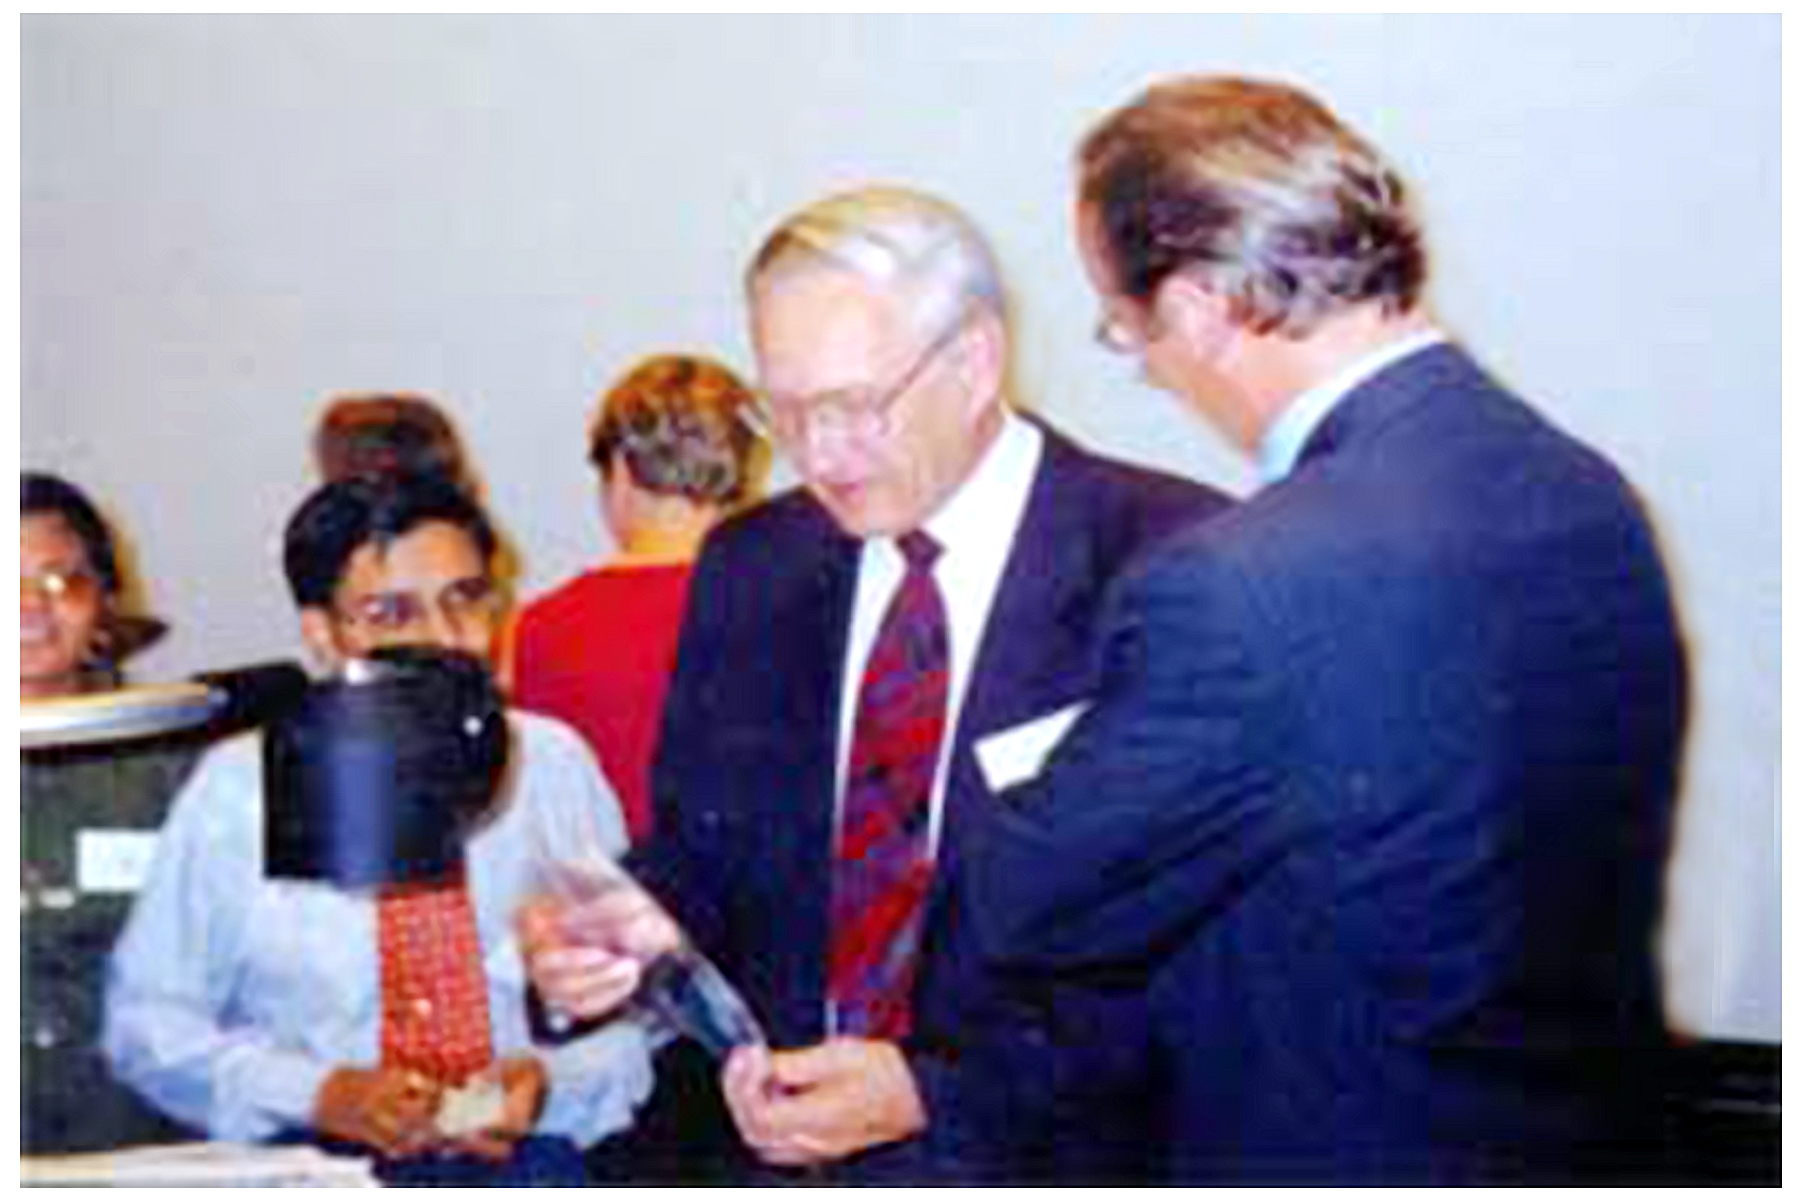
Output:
top-left (952, 306), bottom-right (1008, 418)
top-left (1157, 274), bottom-right (1239, 362)
top-left (298, 607), bottom-right (346, 673)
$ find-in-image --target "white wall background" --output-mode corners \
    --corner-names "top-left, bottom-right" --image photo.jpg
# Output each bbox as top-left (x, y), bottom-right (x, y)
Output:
top-left (21, 15), bottom-right (1779, 1042)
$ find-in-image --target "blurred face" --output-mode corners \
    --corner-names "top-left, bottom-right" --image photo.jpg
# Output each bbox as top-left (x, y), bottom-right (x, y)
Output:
top-left (751, 267), bottom-right (1002, 539)
top-left (20, 513), bottom-right (108, 698)
top-left (300, 520), bottom-right (499, 671)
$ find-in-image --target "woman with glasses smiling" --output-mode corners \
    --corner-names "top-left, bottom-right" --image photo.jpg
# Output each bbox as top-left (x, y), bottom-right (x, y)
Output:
top-left (22, 472), bottom-right (142, 699)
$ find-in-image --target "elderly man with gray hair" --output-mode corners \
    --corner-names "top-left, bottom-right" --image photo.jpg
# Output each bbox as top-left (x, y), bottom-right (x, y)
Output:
top-left (523, 184), bottom-right (1228, 1182)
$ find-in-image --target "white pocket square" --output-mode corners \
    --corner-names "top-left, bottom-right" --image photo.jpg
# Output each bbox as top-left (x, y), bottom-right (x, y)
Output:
top-left (974, 701), bottom-right (1090, 793)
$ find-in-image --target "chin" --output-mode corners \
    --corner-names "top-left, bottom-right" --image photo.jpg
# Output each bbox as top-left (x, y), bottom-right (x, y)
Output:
top-left (813, 491), bottom-right (884, 539)
top-left (21, 668), bottom-right (82, 699)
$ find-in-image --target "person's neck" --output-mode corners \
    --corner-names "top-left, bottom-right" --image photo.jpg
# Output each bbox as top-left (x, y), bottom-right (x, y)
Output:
top-left (610, 507), bottom-right (718, 568)
top-left (1238, 307), bottom-right (1438, 447)
top-left (21, 667), bottom-right (111, 700)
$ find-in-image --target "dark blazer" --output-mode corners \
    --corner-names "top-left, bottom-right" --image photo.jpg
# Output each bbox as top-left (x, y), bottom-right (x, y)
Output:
top-left (630, 421), bottom-right (1229, 1181)
top-left (965, 346), bottom-right (1689, 1183)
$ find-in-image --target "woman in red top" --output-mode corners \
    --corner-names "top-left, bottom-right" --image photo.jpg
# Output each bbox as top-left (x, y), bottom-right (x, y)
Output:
top-left (511, 356), bottom-right (767, 843)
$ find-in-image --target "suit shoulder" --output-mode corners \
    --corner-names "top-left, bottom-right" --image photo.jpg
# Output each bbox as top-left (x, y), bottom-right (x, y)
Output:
top-left (703, 488), bottom-right (836, 554)
top-left (1043, 433), bottom-right (1235, 550)
top-left (1048, 426), bottom-right (1227, 498)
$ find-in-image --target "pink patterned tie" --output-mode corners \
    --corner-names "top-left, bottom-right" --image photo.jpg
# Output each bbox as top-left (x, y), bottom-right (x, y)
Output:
top-left (828, 530), bottom-right (948, 1039)
top-left (378, 875), bottom-right (494, 1084)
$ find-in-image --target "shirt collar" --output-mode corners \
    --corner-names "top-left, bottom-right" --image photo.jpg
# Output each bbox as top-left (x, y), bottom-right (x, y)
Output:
top-left (913, 405), bottom-right (1040, 562)
top-left (1256, 328), bottom-right (1447, 484)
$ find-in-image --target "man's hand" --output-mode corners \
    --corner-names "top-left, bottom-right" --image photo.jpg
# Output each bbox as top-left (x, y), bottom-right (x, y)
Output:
top-left (440, 1056), bottom-right (548, 1162)
top-left (721, 1038), bottom-right (926, 1166)
top-left (516, 889), bottom-right (678, 1021)
top-left (313, 1065), bottom-right (442, 1158)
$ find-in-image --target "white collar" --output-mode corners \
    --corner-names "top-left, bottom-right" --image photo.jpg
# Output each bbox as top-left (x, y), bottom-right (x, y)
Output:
top-left (914, 405), bottom-right (1039, 559)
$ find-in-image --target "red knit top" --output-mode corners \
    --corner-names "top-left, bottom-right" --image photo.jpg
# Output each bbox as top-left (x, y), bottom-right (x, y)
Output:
top-left (512, 563), bottom-right (693, 844)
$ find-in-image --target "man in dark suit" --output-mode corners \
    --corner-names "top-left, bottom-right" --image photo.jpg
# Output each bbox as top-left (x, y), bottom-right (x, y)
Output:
top-left (962, 77), bottom-right (1689, 1183)
top-left (523, 185), bottom-right (1227, 1180)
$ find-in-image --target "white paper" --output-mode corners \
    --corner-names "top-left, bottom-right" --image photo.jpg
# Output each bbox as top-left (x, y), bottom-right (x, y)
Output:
top-left (74, 828), bottom-right (161, 894)
top-left (974, 701), bottom-right (1089, 793)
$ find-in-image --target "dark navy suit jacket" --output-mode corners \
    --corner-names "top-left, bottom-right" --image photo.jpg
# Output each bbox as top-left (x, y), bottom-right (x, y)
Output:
top-left (630, 422), bottom-right (1228, 1181)
top-left (965, 346), bottom-right (1689, 1182)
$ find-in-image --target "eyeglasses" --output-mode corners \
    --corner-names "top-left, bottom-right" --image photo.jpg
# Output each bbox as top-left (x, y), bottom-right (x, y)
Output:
top-left (335, 576), bottom-right (499, 634)
top-left (750, 313), bottom-right (967, 447)
top-left (21, 567), bottom-right (101, 603)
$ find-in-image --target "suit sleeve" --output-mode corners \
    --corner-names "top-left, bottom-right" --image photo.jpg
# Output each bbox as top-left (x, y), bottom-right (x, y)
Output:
top-left (967, 543), bottom-right (1304, 973)
top-left (511, 718), bottom-right (660, 1145)
top-left (626, 538), bottom-right (733, 954)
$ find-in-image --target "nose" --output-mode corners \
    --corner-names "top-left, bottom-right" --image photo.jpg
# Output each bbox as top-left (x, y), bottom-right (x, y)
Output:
top-left (420, 605), bottom-right (465, 652)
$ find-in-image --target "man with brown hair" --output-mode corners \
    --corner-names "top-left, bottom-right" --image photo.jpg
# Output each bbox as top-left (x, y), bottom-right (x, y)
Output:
top-left (964, 77), bottom-right (1689, 1183)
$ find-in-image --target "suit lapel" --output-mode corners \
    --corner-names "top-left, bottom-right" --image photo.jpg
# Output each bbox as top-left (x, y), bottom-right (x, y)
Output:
top-left (960, 428), bottom-right (1106, 739)
top-left (939, 429), bottom-right (1104, 877)
top-left (758, 499), bottom-right (859, 1040)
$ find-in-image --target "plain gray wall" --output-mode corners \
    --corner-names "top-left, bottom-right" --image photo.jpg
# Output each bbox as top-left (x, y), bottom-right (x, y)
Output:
top-left (21, 15), bottom-right (1779, 1042)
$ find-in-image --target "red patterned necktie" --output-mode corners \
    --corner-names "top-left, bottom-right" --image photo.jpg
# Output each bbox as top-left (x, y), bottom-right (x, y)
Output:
top-left (378, 874), bottom-right (494, 1084)
top-left (828, 530), bottom-right (949, 1039)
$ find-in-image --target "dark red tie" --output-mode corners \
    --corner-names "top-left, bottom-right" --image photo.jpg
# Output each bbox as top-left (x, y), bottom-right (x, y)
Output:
top-left (828, 530), bottom-right (949, 1039)
top-left (378, 875), bottom-right (494, 1084)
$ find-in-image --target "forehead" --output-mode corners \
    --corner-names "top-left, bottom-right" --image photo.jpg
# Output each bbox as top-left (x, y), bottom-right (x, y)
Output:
top-left (21, 513), bottom-right (90, 564)
top-left (751, 268), bottom-right (919, 393)
top-left (336, 520), bottom-right (487, 595)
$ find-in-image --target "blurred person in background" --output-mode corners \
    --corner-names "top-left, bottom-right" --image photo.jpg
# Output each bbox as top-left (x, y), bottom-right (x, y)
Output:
top-left (510, 354), bottom-right (768, 844)
top-left (313, 392), bottom-right (475, 491)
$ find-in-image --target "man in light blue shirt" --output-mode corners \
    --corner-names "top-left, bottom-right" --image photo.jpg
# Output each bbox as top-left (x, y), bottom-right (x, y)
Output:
top-left (105, 472), bottom-right (652, 1182)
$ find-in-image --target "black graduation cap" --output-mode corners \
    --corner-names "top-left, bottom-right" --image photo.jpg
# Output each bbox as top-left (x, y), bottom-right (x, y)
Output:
top-left (262, 645), bottom-right (510, 887)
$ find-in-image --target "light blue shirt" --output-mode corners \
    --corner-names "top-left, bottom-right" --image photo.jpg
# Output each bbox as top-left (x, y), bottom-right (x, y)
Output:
top-left (1256, 330), bottom-right (1448, 484)
top-left (104, 711), bottom-right (654, 1146)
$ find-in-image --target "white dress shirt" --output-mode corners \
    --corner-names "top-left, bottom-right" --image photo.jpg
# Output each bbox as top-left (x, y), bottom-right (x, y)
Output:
top-left (834, 408), bottom-right (1044, 858)
top-left (104, 711), bottom-right (655, 1146)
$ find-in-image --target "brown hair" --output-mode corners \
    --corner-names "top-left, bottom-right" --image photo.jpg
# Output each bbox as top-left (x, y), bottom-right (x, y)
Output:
top-left (314, 393), bottom-right (471, 487)
top-left (1079, 76), bottom-right (1426, 337)
top-left (588, 355), bottom-right (766, 507)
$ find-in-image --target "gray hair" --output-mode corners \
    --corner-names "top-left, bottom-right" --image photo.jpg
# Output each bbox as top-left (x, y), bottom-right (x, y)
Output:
top-left (746, 185), bottom-right (1008, 333)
